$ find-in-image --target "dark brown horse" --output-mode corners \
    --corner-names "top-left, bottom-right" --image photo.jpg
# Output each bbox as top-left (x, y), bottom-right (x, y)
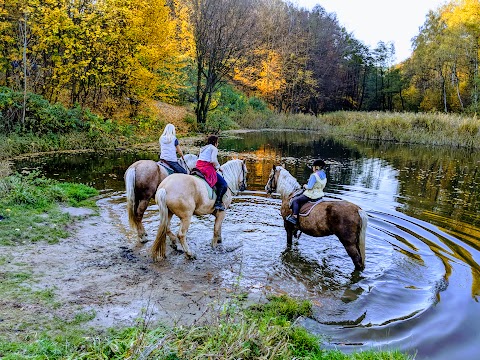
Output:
top-left (265, 165), bottom-right (367, 271)
top-left (124, 154), bottom-right (197, 243)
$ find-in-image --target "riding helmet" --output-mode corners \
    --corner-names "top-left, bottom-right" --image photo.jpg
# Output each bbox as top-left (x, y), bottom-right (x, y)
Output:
top-left (312, 159), bottom-right (325, 168)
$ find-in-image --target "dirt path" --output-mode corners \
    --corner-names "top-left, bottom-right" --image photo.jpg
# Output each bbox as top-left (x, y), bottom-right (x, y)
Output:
top-left (2, 192), bottom-right (265, 335)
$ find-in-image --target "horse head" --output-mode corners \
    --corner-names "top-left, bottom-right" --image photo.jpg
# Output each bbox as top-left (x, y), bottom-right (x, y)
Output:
top-left (239, 159), bottom-right (247, 192)
top-left (221, 159), bottom-right (248, 194)
top-left (265, 164), bottom-right (281, 194)
top-left (180, 153), bottom-right (198, 173)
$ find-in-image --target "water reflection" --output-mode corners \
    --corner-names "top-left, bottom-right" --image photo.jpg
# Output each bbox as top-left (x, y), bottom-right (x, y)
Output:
top-left (12, 130), bottom-right (480, 360)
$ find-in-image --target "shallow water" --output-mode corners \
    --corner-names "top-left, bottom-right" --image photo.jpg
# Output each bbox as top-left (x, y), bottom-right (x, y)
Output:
top-left (13, 130), bottom-right (480, 359)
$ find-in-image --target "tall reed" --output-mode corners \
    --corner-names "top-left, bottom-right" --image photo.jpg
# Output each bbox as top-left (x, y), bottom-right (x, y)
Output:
top-left (236, 111), bottom-right (480, 149)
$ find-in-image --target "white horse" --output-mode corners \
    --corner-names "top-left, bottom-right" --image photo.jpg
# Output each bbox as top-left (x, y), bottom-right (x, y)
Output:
top-left (152, 159), bottom-right (247, 260)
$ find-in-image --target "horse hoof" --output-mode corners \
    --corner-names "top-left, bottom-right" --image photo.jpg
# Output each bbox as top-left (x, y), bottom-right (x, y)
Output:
top-left (139, 235), bottom-right (148, 244)
top-left (213, 244), bottom-right (226, 253)
top-left (185, 252), bottom-right (196, 260)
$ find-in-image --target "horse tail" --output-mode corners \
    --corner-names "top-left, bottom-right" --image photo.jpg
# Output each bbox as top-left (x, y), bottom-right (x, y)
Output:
top-left (125, 167), bottom-right (137, 230)
top-left (152, 188), bottom-right (168, 261)
top-left (358, 209), bottom-right (368, 268)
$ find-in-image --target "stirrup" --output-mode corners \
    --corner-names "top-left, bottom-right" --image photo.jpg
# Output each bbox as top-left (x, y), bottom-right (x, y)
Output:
top-left (286, 215), bottom-right (298, 225)
top-left (214, 203), bottom-right (225, 211)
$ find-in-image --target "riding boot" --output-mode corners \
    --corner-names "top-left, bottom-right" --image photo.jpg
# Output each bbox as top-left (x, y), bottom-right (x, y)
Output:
top-left (286, 214), bottom-right (298, 225)
top-left (214, 184), bottom-right (227, 211)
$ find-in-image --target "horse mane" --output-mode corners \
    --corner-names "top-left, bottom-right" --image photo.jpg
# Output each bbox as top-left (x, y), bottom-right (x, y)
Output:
top-left (276, 166), bottom-right (301, 197)
top-left (220, 159), bottom-right (245, 193)
top-left (179, 153), bottom-right (198, 172)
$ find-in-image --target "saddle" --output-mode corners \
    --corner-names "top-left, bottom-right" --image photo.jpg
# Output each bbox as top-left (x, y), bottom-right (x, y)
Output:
top-left (190, 168), bottom-right (216, 199)
top-left (298, 198), bottom-right (325, 217)
top-left (157, 160), bottom-right (175, 175)
top-left (288, 189), bottom-right (325, 217)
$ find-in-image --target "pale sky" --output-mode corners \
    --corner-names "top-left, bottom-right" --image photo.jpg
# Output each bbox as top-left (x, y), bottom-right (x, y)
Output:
top-left (294, 0), bottom-right (447, 63)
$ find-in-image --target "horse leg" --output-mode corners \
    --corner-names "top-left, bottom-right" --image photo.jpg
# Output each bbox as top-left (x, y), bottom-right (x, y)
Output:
top-left (339, 235), bottom-right (364, 271)
top-left (165, 212), bottom-right (179, 250)
top-left (212, 210), bottom-right (226, 247)
top-left (135, 199), bottom-right (150, 243)
top-left (284, 220), bottom-right (294, 247)
top-left (177, 215), bottom-right (195, 259)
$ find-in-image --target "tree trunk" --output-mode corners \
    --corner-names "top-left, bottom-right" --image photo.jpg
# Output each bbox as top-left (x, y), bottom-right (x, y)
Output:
top-left (20, 14), bottom-right (28, 130)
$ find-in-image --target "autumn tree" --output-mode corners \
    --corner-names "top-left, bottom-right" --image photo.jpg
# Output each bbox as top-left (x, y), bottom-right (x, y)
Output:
top-left (189, 0), bottom-right (258, 124)
top-left (441, 0), bottom-right (480, 112)
top-left (232, 0), bottom-right (288, 111)
top-left (1, 0), bottom-right (187, 118)
top-left (305, 5), bottom-right (351, 113)
top-left (404, 0), bottom-right (480, 113)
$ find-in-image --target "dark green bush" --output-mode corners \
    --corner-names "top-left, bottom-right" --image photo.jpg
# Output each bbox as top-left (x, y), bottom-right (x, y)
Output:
top-left (0, 88), bottom-right (98, 135)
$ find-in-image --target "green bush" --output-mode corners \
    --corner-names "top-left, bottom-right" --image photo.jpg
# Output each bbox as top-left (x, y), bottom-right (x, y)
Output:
top-left (0, 88), bottom-right (101, 135)
top-left (205, 111), bottom-right (239, 132)
top-left (248, 96), bottom-right (269, 111)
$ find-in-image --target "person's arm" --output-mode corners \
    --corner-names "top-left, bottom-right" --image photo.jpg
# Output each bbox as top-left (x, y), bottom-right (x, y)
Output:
top-left (211, 147), bottom-right (221, 170)
top-left (304, 174), bottom-right (317, 189)
top-left (174, 139), bottom-right (184, 158)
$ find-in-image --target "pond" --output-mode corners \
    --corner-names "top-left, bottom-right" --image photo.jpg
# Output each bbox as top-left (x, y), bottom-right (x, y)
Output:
top-left (13, 130), bottom-right (480, 359)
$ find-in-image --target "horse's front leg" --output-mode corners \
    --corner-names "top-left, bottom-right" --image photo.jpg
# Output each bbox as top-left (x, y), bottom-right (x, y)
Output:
top-left (178, 215), bottom-right (195, 259)
top-left (284, 220), bottom-right (294, 247)
top-left (212, 210), bottom-right (226, 247)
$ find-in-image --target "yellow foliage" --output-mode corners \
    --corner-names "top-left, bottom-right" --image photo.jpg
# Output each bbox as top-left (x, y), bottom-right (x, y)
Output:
top-left (441, 0), bottom-right (480, 35)
top-left (420, 89), bottom-right (442, 112)
top-left (234, 48), bottom-right (286, 101)
top-left (255, 50), bottom-right (286, 96)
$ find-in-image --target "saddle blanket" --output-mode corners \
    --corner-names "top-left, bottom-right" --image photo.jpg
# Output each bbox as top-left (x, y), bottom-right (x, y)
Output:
top-left (157, 160), bottom-right (175, 175)
top-left (190, 168), bottom-right (215, 199)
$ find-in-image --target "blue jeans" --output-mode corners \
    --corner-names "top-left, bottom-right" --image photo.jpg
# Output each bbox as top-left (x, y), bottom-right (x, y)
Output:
top-left (215, 173), bottom-right (227, 203)
top-left (291, 194), bottom-right (310, 216)
top-left (164, 160), bottom-right (187, 174)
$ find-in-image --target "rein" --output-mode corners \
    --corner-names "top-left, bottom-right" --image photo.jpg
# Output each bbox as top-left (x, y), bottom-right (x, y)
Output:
top-left (181, 156), bottom-right (191, 173)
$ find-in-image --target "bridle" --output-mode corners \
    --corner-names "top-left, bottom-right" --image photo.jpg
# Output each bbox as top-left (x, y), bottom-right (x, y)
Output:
top-left (266, 168), bottom-right (277, 194)
top-left (239, 162), bottom-right (247, 192)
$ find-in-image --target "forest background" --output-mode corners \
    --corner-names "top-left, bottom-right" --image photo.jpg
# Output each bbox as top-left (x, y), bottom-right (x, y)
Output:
top-left (0, 0), bottom-right (479, 160)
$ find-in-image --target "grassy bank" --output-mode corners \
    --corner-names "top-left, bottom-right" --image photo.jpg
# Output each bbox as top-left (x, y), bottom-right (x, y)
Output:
top-left (0, 294), bottom-right (411, 359)
top-left (0, 172), bottom-right (98, 245)
top-left (236, 111), bottom-right (480, 149)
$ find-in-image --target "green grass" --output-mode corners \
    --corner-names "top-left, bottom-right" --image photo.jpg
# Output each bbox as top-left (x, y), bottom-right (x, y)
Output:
top-left (0, 171), bottom-right (98, 245)
top-left (0, 295), bottom-right (412, 360)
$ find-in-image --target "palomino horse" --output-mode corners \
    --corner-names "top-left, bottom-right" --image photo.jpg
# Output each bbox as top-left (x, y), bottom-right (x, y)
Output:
top-left (151, 159), bottom-right (247, 261)
top-left (124, 154), bottom-right (197, 243)
top-left (265, 165), bottom-right (367, 271)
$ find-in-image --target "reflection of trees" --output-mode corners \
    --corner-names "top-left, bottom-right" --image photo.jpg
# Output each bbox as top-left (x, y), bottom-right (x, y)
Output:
top-left (221, 131), bottom-right (363, 190)
top-left (341, 140), bottom-right (480, 300)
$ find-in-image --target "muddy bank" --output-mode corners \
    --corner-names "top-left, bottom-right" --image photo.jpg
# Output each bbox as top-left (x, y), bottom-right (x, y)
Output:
top-left (1, 192), bottom-right (269, 336)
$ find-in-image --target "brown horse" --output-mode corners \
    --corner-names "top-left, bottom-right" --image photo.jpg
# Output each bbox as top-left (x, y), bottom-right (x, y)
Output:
top-left (265, 165), bottom-right (367, 271)
top-left (151, 159), bottom-right (247, 261)
top-left (124, 154), bottom-right (197, 243)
